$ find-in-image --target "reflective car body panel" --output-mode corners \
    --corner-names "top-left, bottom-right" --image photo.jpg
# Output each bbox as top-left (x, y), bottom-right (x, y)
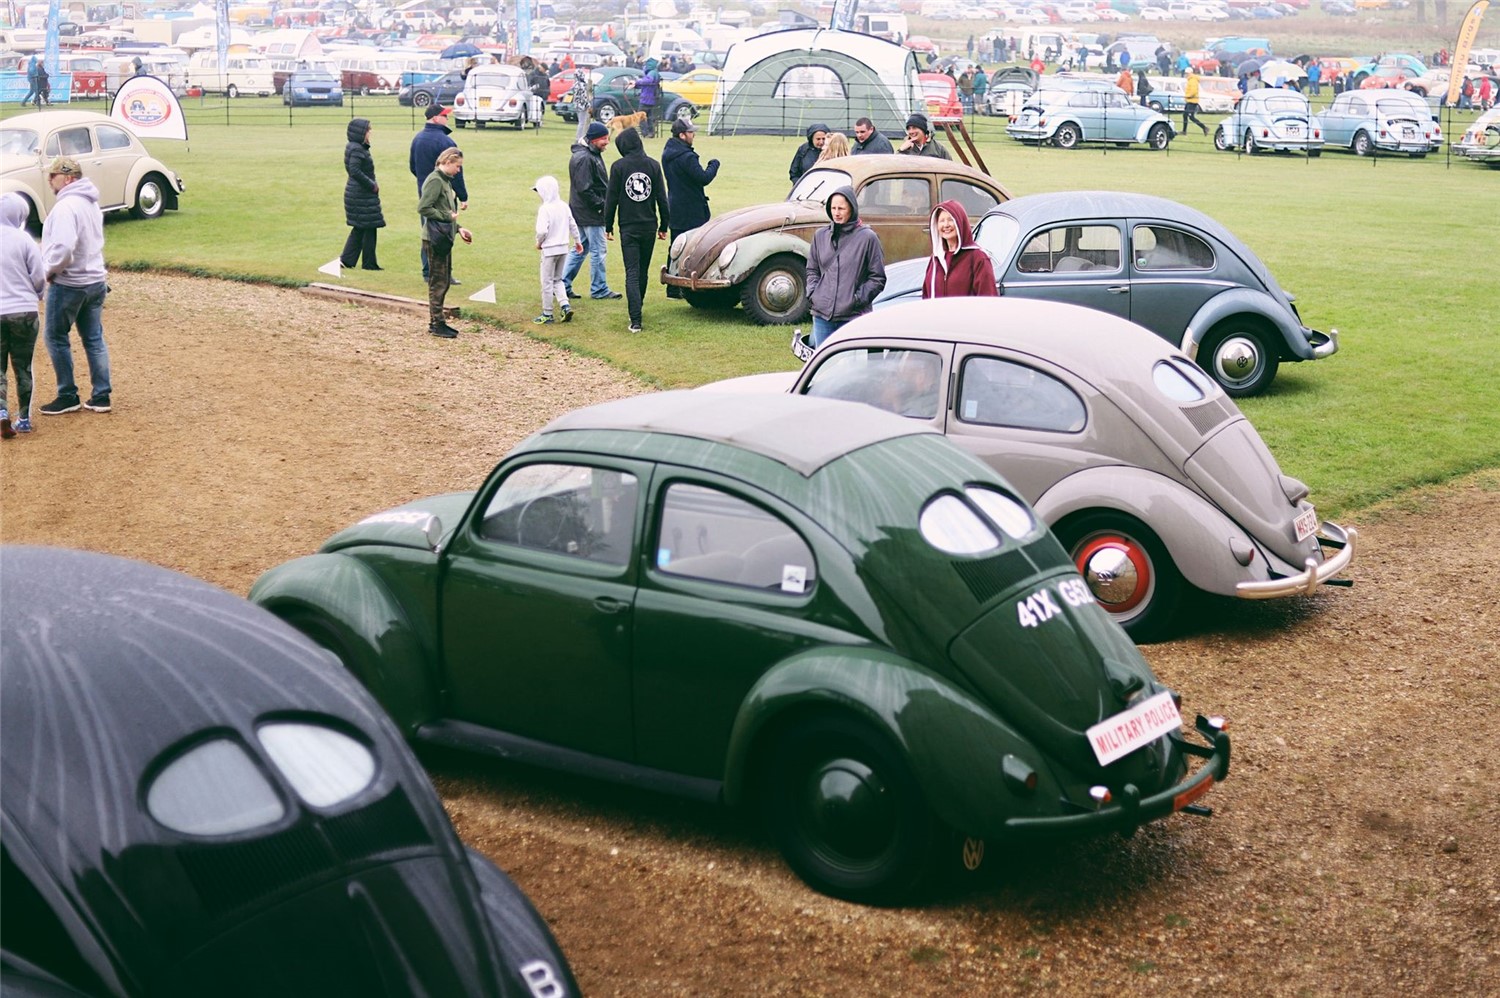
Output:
top-left (251, 392), bottom-right (1229, 899)
top-left (0, 547), bottom-right (578, 998)
top-left (873, 191), bottom-right (1337, 393)
top-left (1213, 88), bottom-right (1324, 152)
top-left (0, 109), bottom-right (184, 223)
top-left (1320, 89), bottom-right (1439, 153)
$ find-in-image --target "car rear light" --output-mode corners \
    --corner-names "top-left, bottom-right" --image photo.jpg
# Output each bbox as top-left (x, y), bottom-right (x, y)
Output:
top-left (1262, 128), bottom-right (1270, 137)
top-left (1089, 785), bottom-right (1112, 806)
top-left (1204, 715), bottom-right (1229, 732)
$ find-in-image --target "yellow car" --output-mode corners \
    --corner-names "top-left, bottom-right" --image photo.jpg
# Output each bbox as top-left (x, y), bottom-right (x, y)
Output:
top-left (661, 67), bottom-right (721, 123)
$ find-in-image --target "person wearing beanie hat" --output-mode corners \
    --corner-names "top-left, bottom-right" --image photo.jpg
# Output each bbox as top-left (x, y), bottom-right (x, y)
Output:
top-left (563, 120), bottom-right (620, 300)
top-left (661, 117), bottom-right (718, 298)
top-left (899, 113), bottom-right (951, 159)
top-left (788, 122), bottom-right (829, 184)
top-left (410, 104), bottom-right (468, 283)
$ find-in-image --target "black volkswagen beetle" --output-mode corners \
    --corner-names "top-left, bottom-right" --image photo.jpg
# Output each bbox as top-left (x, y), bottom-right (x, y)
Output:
top-left (0, 546), bottom-right (577, 998)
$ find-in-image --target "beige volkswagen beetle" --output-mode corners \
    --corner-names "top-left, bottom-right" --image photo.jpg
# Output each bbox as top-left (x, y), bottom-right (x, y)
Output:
top-left (0, 109), bottom-right (185, 227)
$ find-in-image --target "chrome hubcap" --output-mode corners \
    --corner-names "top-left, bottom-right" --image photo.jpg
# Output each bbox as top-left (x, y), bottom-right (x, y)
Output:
top-left (1213, 335), bottom-right (1262, 389)
top-left (138, 183), bottom-right (161, 214)
top-left (760, 271), bottom-right (800, 313)
top-left (1082, 546), bottom-right (1141, 605)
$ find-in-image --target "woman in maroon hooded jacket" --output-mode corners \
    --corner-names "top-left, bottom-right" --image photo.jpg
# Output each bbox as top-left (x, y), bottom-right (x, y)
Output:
top-left (922, 200), bottom-right (998, 299)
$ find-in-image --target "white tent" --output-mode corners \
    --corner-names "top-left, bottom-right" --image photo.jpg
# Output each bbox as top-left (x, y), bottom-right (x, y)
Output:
top-left (709, 28), bottom-right (921, 137)
top-left (248, 29), bottom-right (325, 63)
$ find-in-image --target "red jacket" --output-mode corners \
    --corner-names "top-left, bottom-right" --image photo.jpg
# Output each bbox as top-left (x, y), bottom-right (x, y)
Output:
top-left (922, 199), bottom-right (998, 299)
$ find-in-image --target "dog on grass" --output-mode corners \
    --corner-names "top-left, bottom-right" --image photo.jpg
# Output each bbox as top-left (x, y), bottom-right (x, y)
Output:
top-left (606, 111), bottom-right (648, 137)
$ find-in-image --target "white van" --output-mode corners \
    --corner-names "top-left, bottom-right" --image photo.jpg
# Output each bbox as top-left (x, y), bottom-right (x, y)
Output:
top-left (187, 50), bottom-right (275, 96)
top-left (448, 6), bottom-right (497, 29)
top-left (645, 27), bottom-right (706, 63)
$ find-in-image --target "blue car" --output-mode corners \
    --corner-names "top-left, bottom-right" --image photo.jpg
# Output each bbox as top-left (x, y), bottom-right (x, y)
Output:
top-left (1320, 89), bottom-right (1440, 156)
top-left (282, 68), bottom-right (343, 107)
top-left (1008, 83), bottom-right (1175, 150)
top-left (1213, 88), bottom-right (1324, 154)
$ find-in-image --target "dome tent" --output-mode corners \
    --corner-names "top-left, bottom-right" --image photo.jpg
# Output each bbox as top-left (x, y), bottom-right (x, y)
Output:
top-left (709, 28), bottom-right (922, 137)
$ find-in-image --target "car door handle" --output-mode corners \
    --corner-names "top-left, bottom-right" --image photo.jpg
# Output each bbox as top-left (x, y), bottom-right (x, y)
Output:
top-left (1106, 285), bottom-right (1130, 294)
top-left (593, 596), bottom-right (629, 615)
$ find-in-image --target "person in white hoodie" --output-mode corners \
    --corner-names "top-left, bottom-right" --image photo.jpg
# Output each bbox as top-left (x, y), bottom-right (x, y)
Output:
top-left (532, 175), bottom-right (581, 325)
top-left (0, 192), bottom-right (46, 438)
top-left (37, 157), bottom-right (111, 416)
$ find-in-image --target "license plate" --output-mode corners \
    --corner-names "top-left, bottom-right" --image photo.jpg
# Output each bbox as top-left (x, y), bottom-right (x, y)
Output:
top-left (1402, 126), bottom-right (1415, 138)
top-left (1294, 506), bottom-right (1318, 542)
top-left (311, 94), bottom-right (327, 100)
top-left (479, 97), bottom-right (491, 108)
top-left (1086, 691), bottom-right (1182, 767)
top-left (1285, 124), bottom-right (1301, 135)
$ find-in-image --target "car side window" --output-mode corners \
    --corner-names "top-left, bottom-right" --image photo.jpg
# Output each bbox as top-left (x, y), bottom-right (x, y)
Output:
top-left (857, 177), bottom-right (930, 216)
top-left (1133, 225), bottom-right (1214, 271)
top-left (47, 127), bottom-right (94, 157)
top-left (804, 347), bottom-right (944, 419)
top-left (956, 356), bottom-right (1086, 432)
top-left (1068, 91), bottom-right (1100, 108)
top-left (1015, 224), bottom-right (1121, 274)
top-left (1104, 91), bottom-right (1132, 109)
top-left (96, 125), bottom-right (132, 151)
top-left (655, 483), bottom-right (816, 594)
top-left (479, 463), bottom-right (638, 566)
top-left (939, 180), bottom-right (998, 220)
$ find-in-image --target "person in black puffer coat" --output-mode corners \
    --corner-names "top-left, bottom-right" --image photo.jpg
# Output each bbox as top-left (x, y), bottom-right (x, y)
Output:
top-left (341, 117), bottom-right (385, 270)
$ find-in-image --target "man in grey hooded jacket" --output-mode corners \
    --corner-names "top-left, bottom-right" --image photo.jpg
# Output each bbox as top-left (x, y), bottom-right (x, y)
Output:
top-left (38, 157), bottom-right (111, 415)
top-left (804, 185), bottom-right (885, 346)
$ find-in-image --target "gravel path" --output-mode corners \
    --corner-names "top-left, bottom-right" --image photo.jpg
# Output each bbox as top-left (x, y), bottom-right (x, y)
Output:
top-left (2, 275), bottom-right (1494, 997)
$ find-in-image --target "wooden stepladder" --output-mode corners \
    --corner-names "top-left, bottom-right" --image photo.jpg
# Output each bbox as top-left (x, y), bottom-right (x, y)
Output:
top-left (937, 119), bottom-right (989, 174)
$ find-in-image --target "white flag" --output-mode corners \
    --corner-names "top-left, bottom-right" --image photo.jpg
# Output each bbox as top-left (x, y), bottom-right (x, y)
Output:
top-left (317, 259), bottom-right (343, 277)
top-left (468, 283), bottom-right (497, 303)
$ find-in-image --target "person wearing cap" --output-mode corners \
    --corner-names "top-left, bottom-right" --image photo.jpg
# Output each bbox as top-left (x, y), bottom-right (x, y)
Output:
top-left (37, 157), bottom-right (111, 416)
top-left (409, 104), bottom-right (468, 283)
top-left (564, 121), bottom-right (620, 301)
top-left (788, 123), bottom-right (828, 184)
top-left (660, 118), bottom-right (719, 299)
top-left (0, 192), bottom-right (45, 438)
top-left (899, 114), bottom-right (951, 160)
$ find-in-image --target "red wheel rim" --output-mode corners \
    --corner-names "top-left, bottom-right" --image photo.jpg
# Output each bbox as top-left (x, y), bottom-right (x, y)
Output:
top-left (1073, 534), bottom-right (1153, 615)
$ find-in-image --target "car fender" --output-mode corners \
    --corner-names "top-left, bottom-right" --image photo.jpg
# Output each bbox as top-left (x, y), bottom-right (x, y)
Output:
top-left (125, 157), bottom-right (181, 211)
top-left (0, 178), bottom-right (43, 224)
top-left (1040, 113), bottom-right (1079, 138)
top-left (722, 230), bottom-right (811, 285)
top-left (1134, 116), bottom-right (1170, 142)
top-left (1182, 286), bottom-right (1311, 360)
top-left (249, 553), bottom-right (437, 732)
top-left (1034, 465), bottom-right (1265, 597)
top-left (720, 647), bottom-right (1066, 837)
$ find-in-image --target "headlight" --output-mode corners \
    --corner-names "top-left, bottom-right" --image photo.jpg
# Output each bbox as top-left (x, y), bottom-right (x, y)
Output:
top-left (716, 240), bottom-right (737, 271)
top-left (670, 233), bottom-right (688, 257)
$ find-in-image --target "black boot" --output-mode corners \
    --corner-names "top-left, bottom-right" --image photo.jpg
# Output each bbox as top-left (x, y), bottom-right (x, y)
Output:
top-left (430, 322), bottom-right (457, 338)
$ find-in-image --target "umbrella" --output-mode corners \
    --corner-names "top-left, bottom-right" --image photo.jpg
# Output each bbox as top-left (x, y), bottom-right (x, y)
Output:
top-left (1237, 58), bottom-right (1264, 77)
top-left (440, 41), bottom-right (483, 60)
top-left (1261, 59), bottom-right (1307, 82)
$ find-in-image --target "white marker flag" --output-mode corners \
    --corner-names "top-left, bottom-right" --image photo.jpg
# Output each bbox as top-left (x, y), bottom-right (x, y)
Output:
top-left (317, 259), bottom-right (343, 277)
top-left (110, 76), bottom-right (189, 141)
top-left (468, 283), bottom-right (497, 303)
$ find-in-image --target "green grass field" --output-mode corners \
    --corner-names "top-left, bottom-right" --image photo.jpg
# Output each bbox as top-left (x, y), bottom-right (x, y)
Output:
top-left (7, 94), bottom-right (1495, 516)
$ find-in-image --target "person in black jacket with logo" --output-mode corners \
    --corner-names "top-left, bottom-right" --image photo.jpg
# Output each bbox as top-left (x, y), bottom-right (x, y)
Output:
top-left (340, 118), bottom-right (384, 270)
top-left (603, 127), bottom-right (669, 333)
top-left (660, 118), bottom-right (719, 299)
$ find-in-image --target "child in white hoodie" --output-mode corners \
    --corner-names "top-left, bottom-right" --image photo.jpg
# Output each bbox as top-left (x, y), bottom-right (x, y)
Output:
top-left (533, 175), bottom-right (581, 324)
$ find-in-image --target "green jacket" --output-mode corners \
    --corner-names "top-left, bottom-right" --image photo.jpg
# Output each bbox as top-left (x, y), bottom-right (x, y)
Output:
top-left (419, 170), bottom-right (457, 223)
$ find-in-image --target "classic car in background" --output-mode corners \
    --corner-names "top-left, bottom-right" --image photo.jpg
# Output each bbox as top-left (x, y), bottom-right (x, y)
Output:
top-left (251, 391), bottom-right (1231, 904)
top-left (703, 299), bottom-right (1355, 640)
top-left (0, 110), bottom-right (184, 226)
top-left (399, 68), bottom-right (466, 107)
top-left (918, 71), bottom-right (964, 121)
top-left (1319, 89), bottom-right (1440, 156)
top-left (555, 65), bottom-right (641, 123)
top-left (1007, 83), bottom-right (1176, 150)
top-left (1453, 107), bottom-right (1500, 165)
top-left (1143, 74), bottom-right (1236, 114)
top-left (452, 64), bottom-right (542, 128)
top-left (873, 192), bottom-right (1337, 396)
top-left (661, 154), bottom-right (1010, 324)
top-left (1, 546), bottom-right (579, 998)
top-left (1212, 88), bottom-right (1323, 154)
top-left (660, 66), bottom-right (721, 121)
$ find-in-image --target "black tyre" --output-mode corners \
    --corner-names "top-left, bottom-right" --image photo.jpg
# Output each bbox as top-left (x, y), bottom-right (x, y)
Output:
top-left (413, 90), bottom-right (432, 107)
top-left (761, 715), bottom-right (941, 905)
top-left (1213, 125), bottom-right (1229, 151)
top-left (226, 84), bottom-right (239, 98)
top-left (683, 288), bottom-right (738, 310)
top-left (513, 108), bottom-right (525, 129)
top-left (1198, 320), bottom-right (1280, 397)
top-left (596, 100), bottom-right (618, 123)
top-left (1148, 99), bottom-right (1165, 112)
top-left (1056, 511), bottom-right (1182, 643)
top-left (130, 175), bottom-right (167, 220)
top-left (1147, 122), bottom-right (1170, 150)
top-left (1244, 129), bottom-right (1259, 154)
top-left (360, 85), bottom-right (370, 96)
top-left (1353, 130), bottom-right (1372, 156)
top-left (1053, 122), bottom-right (1081, 149)
top-left (669, 99), bottom-right (695, 122)
top-left (738, 254), bottom-right (808, 325)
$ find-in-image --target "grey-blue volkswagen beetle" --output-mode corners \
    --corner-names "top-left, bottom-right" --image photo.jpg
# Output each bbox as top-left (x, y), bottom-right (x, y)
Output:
top-left (873, 191), bottom-right (1338, 397)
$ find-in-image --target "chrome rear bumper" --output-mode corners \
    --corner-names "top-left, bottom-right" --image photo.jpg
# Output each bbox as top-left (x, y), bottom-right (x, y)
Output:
top-left (1236, 522), bottom-right (1356, 599)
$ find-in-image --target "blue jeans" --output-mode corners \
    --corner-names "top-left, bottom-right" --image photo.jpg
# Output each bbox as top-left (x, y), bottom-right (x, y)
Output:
top-left (563, 225), bottom-right (610, 297)
top-left (44, 282), bottom-right (110, 403)
top-left (811, 315), bottom-right (848, 347)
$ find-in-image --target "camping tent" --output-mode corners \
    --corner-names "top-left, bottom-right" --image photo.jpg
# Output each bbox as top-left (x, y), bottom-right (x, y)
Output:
top-left (709, 28), bottom-right (922, 137)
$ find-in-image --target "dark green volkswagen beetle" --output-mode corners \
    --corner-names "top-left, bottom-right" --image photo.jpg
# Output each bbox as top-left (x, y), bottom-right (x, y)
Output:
top-left (251, 392), bottom-right (1230, 904)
